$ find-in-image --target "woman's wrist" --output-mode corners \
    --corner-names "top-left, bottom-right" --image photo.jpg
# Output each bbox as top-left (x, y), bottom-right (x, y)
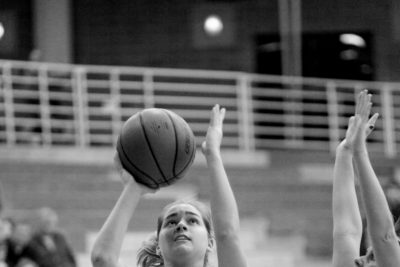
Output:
top-left (205, 148), bottom-right (221, 161)
top-left (124, 179), bottom-right (145, 195)
top-left (336, 141), bottom-right (352, 154)
top-left (352, 148), bottom-right (369, 158)
top-left (125, 179), bottom-right (157, 196)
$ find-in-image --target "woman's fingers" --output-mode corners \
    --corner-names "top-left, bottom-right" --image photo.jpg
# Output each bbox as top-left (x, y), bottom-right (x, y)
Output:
top-left (368, 113), bottom-right (379, 126)
top-left (356, 90), bottom-right (373, 122)
top-left (365, 113), bottom-right (379, 136)
top-left (210, 104), bottom-right (225, 128)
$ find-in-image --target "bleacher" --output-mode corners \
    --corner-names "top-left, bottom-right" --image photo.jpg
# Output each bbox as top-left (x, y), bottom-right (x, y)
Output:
top-left (0, 148), bottom-right (336, 266)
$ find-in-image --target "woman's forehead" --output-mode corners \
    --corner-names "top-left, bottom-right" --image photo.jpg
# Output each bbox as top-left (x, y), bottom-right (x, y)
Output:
top-left (163, 203), bottom-right (201, 218)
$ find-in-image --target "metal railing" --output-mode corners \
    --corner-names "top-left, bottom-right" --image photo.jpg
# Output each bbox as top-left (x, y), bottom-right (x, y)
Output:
top-left (0, 59), bottom-right (399, 157)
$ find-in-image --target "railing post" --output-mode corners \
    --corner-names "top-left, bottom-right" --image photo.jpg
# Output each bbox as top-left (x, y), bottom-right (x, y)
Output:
top-left (38, 66), bottom-right (52, 146)
top-left (110, 69), bottom-right (121, 147)
top-left (326, 81), bottom-right (340, 154)
top-left (73, 67), bottom-right (88, 147)
top-left (381, 84), bottom-right (396, 157)
top-left (283, 77), bottom-right (303, 148)
top-left (236, 74), bottom-right (255, 152)
top-left (2, 62), bottom-right (16, 146)
top-left (143, 70), bottom-right (155, 108)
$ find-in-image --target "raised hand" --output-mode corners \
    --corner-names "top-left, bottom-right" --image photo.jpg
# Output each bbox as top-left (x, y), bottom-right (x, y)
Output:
top-left (341, 90), bottom-right (379, 152)
top-left (201, 104), bottom-right (226, 156)
top-left (114, 152), bottom-right (132, 185)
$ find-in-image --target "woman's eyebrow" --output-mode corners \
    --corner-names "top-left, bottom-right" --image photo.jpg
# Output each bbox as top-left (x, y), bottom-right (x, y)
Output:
top-left (185, 211), bottom-right (201, 218)
top-left (165, 211), bottom-right (200, 220)
top-left (165, 213), bottom-right (178, 220)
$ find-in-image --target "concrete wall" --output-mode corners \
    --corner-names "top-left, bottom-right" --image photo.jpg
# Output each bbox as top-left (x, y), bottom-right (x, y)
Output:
top-left (33, 0), bottom-right (72, 63)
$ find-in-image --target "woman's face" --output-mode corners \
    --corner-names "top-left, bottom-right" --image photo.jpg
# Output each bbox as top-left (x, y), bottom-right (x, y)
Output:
top-left (158, 203), bottom-right (210, 264)
top-left (355, 247), bottom-right (377, 267)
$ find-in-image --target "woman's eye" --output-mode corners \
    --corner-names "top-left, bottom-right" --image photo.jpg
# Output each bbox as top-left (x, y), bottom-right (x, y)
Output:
top-left (189, 218), bottom-right (198, 224)
top-left (166, 221), bottom-right (176, 226)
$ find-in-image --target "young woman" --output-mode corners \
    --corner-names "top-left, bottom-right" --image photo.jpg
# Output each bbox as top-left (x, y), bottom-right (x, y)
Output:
top-left (91, 104), bottom-right (247, 267)
top-left (332, 90), bottom-right (400, 267)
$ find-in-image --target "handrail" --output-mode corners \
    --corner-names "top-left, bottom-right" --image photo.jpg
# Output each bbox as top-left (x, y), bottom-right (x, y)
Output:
top-left (0, 59), bottom-right (399, 157)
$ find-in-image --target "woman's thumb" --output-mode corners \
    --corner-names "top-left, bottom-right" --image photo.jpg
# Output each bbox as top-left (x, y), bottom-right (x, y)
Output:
top-left (201, 141), bottom-right (207, 154)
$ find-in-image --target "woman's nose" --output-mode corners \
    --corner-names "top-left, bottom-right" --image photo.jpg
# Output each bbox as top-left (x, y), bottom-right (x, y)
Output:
top-left (175, 221), bottom-right (188, 232)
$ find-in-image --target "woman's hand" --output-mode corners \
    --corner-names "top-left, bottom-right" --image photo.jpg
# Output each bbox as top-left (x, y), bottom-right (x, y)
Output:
top-left (340, 90), bottom-right (379, 152)
top-left (201, 104), bottom-right (225, 157)
top-left (113, 152), bottom-right (157, 195)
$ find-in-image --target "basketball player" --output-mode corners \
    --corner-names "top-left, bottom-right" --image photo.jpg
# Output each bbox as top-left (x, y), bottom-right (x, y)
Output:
top-left (332, 90), bottom-right (400, 267)
top-left (91, 104), bottom-right (247, 267)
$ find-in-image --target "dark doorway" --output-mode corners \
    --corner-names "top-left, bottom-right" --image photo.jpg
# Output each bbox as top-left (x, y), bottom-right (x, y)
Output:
top-left (256, 31), bottom-right (374, 81)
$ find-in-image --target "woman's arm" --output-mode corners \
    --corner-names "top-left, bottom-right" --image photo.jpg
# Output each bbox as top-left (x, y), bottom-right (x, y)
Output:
top-left (350, 90), bottom-right (400, 267)
top-left (332, 139), bottom-right (362, 267)
top-left (91, 154), bottom-right (151, 267)
top-left (201, 105), bottom-right (247, 267)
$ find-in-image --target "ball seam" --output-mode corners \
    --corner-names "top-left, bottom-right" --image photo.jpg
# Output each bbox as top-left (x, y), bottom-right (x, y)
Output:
top-left (139, 111), bottom-right (169, 185)
top-left (174, 129), bottom-right (196, 178)
top-left (117, 136), bottom-right (159, 189)
top-left (163, 110), bottom-right (179, 179)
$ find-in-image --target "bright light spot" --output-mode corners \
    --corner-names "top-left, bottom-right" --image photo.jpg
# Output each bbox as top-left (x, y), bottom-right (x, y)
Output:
top-left (340, 33), bottom-right (366, 47)
top-left (204, 15), bottom-right (223, 36)
top-left (0, 23), bottom-right (4, 40)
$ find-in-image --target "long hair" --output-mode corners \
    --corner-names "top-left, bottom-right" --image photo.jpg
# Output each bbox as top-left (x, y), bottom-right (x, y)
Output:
top-left (394, 216), bottom-right (400, 237)
top-left (137, 232), bottom-right (163, 267)
top-left (137, 199), bottom-right (214, 267)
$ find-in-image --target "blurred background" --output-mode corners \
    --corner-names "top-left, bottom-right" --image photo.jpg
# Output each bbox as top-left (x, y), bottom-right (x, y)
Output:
top-left (3, 0), bottom-right (400, 80)
top-left (0, 0), bottom-right (400, 267)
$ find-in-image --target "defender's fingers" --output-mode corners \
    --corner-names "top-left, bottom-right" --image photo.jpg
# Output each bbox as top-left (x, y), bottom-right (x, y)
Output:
top-left (355, 93), bottom-right (360, 113)
top-left (368, 113), bottom-right (379, 127)
top-left (355, 90), bottom-right (365, 114)
top-left (366, 102), bottom-right (372, 116)
top-left (365, 113), bottom-right (379, 136)
top-left (358, 91), bottom-right (371, 116)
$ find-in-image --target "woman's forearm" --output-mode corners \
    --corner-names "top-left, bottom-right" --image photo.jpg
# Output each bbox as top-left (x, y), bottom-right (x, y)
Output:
top-left (205, 151), bottom-right (246, 267)
top-left (353, 151), bottom-right (394, 237)
top-left (206, 152), bottom-right (240, 234)
top-left (332, 147), bottom-right (362, 237)
top-left (91, 182), bottom-right (143, 267)
top-left (353, 149), bottom-right (400, 267)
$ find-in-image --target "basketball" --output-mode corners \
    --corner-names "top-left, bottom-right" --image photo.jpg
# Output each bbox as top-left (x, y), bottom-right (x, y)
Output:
top-left (116, 108), bottom-right (196, 189)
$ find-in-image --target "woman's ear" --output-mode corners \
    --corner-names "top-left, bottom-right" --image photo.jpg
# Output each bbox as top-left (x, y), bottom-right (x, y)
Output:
top-left (207, 237), bottom-right (215, 251)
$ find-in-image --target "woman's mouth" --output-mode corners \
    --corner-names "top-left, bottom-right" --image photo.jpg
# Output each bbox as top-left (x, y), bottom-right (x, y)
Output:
top-left (174, 235), bottom-right (190, 241)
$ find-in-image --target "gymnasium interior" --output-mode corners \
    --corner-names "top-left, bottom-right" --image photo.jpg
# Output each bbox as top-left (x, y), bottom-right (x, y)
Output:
top-left (1, 1), bottom-right (400, 266)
